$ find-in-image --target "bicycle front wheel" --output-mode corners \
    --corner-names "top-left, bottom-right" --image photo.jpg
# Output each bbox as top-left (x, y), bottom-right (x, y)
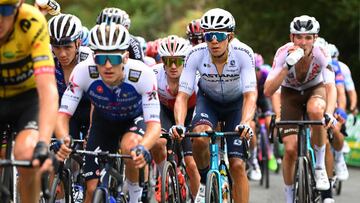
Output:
top-left (294, 158), bottom-right (311, 203)
top-left (205, 172), bottom-right (220, 203)
top-left (161, 161), bottom-right (179, 203)
top-left (260, 131), bottom-right (269, 189)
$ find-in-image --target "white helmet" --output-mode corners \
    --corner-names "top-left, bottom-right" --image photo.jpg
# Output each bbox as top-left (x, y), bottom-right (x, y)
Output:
top-left (327, 43), bottom-right (339, 58)
top-left (89, 22), bottom-right (130, 51)
top-left (290, 15), bottom-right (320, 34)
top-left (96, 7), bottom-right (130, 29)
top-left (48, 14), bottom-right (82, 45)
top-left (314, 37), bottom-right (328, 48)
top-left (158, 35), bottom-right (190, 57)
top-left (200, 8), bottom-right (235, 32)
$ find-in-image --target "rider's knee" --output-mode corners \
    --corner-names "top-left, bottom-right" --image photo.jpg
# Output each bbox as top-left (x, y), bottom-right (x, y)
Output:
top-left (229, 159), bottom-right (246, 175)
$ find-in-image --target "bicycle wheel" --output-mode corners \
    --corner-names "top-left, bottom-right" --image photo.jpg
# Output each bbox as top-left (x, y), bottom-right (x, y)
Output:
top-left (259, 131), bottom-right (269, 189)
top-left (161, 161), bottom-right (179, 203)
top-left (205, 172), bottom-right (220, 203)
top-left (294, 158), bottom-right (311, 203)
top-left (92, 188), bottom-right (106, 203)
top-left (335, 179), bottom-right (342, 195)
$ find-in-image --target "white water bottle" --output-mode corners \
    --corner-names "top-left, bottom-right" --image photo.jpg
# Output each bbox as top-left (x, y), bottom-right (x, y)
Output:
top-left (285, 47), bottom-right (304, 66)
top-left (36, 0), bottom-right (61, 15)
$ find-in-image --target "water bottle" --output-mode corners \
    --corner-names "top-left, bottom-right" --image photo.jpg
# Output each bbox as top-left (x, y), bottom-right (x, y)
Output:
top-left (285, 47), bottom-right (304, 66)
top-left (35, 0), bottom-right (61, 15)
top-left (219, 165), bottom-right (229, 203)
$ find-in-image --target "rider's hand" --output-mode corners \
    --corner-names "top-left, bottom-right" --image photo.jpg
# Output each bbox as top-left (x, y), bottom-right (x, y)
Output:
top-left (32, 141), bottom-right (53, 173)
top-left (323, 113), bottom-right (337, 129)
top-left (169, 125), bottom-right (186, 140)
top-left (56, 136), bottom-right (72, 162)
top-left (235, 123), bottom-right (253, 140)
top-left (130, 145), bottom-right (152, 169)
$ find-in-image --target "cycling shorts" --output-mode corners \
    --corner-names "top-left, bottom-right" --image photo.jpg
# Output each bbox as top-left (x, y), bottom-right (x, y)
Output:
top-left (280, 84), bottom-right (326, 137)
top-left (83, 110), bottom-right (146, 181)
top-left (190, 89), bottom-right (247, 159)
top-left (160, 104), bottom-right (193, 156)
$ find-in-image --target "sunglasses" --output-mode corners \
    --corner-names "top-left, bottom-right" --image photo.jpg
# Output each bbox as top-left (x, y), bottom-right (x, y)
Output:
top-left (162, 57), bottom-right (184, 67)
top-left (0, 4), bottom-right (17, 17)
top-left (204, 32), bottom-right (228, 42)
top-left (94, 53), bottom-right (126, 66)
top-left (189, 34), bottom-right (205, 45)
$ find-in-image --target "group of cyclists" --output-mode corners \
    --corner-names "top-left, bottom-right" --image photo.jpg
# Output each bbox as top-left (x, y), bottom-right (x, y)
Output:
top-left (0, 0), bottom-right (357, 203)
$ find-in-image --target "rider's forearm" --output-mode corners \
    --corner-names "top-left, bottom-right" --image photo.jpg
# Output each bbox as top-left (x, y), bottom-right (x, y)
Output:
top-left (325, 83), bottom-right (337, 114)
top-left (54, 112), bottom-right (71, 139)
top-left (140, 121), bottom-right (161, 150)
top-left (36, 74), bottom-right (59, 144)
top-left (264, 68), bottom-right (288, 97)
top-left (271, 91), bottom-right (281, 119)
top-left (174, 92), bottom-right (190, 126)
top-left (240, 91), bottom-right (257, 125)
top-left (347, 89), bottom-right (358, 112)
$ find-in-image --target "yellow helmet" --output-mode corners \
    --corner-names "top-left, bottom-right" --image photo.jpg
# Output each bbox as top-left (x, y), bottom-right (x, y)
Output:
top-left (0, 0), bottom-right (20, 5)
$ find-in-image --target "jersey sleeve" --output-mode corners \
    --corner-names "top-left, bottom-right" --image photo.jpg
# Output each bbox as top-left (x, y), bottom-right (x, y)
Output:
top-left (29, 6), bottom-right (55, 75)
top-left (136, 68), bottom-right (161, 123)
top-left (58, 64), bottom-right (86, 116)
top-left (340, 62), bottom-right (355, 91)
top-left (267, 44), bottom-right (289, 82)
top-left (179, 48), bottom-right (198, 95)
top-left (239, 47), bottom-right (257, 93)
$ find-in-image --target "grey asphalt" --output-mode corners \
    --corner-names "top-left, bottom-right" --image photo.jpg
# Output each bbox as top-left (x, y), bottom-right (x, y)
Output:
top-left (249, 167), bottom-right (360, 203)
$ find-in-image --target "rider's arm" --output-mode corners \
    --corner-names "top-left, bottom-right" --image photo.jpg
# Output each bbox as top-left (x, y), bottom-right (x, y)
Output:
top-left (336, 83), bottom-right (346, 110)
top-left (271, 89), bottom-right (281, 119)
top-left (347, 89), bottom-right (358, 113)
top-left (240, 91), bottom-right (257, 125)
top-left (264, 46), bottom-right (289, 97)
top-left (174, 92), bottom-right (190, 126)
top-left (323, 65), bottom-right (337, 114)
top-left (36, 74), bottom-right (59, 144)
top-left (54, 113), bottom-right (71, 139)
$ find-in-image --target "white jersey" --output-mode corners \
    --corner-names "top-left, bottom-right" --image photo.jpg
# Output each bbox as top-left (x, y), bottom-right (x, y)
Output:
top-left (143, 56), bottom-right (156, 67)
top-left (339, 61), bottom-right (355, 91)
top-left (152, 63), bottom-right (198, 110)
top-left (270, 42), bottom-right (335, 91)
top-left (59, 57), bottom-right (160, 122)
top-left (179, 38), bottom-right (257, 103)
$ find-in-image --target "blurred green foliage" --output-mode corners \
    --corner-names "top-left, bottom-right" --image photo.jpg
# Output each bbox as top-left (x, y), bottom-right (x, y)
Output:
top-left (28, 0), bottom-right (358, 96)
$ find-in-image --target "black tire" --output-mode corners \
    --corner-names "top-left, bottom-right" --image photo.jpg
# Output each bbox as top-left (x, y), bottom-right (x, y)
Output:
top-left (92, 189), bottom-right (106, 203)
top-left (48, 170), bottom-right (73, 203)
top-left (294, 158), bottom-right (311, 203)
top-left (49, 175), bottom-right (61, 203)
top-left (259, 131), bottom-right (269, 189)
top-left (205, 172), bottom-right (219, 203)
top-left (161, 161), bottom-right (179, 203)
top-left (335, 179), bottom-right (342, 195)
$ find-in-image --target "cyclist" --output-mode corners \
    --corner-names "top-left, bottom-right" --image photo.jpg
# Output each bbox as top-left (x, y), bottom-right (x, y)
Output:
top-left (81, 26), bottom-right (90, 46)
top-left (0, 0), bottom-right (58, 202)
top-left (96, 7), bottom-right (145, 62)
top-left (264, 15), bottom-right (337, 203)
top-left (248, 53), bottom-right (275, 181)
top-left (186, 19), bottom-right (205, 46)
top-left (172, 8), bottom-right (257, 203)
top-left (48, 14), bottom-right (92, 144)
top-left (151, 35), bottom-right (200, 201)
top-left (136, 35), bottom-right (156, 66)
top-left (55, 22), bottom-right (161, 203)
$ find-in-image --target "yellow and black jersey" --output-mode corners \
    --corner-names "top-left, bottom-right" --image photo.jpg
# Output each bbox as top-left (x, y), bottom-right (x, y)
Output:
top-left (0, 3), bottom-right (54, 98)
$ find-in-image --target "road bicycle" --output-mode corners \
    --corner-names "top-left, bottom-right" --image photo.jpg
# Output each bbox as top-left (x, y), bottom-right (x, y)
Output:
top-left (185, 130), bottom-right (248, 203)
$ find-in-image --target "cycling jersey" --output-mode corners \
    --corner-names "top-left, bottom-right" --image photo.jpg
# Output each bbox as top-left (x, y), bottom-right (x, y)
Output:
top-left (331, 59), bottom-right (345, 85)
top-left (338, 61), bottom-right (355, 91)
top-left (179, 38), bottom-right (257, 103)
top-left (59, 57), bottom-right (160, 122)
top-left (152, 63), bottom-right (197, 110)
top-left (54, 46), bottom-right (93, 98)
top-left (270, 42), bottom-right (335, 91)
top-left (128, 35), bottom-right (144, 62)
top-left (0, 3), bottom-right (55, 98)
